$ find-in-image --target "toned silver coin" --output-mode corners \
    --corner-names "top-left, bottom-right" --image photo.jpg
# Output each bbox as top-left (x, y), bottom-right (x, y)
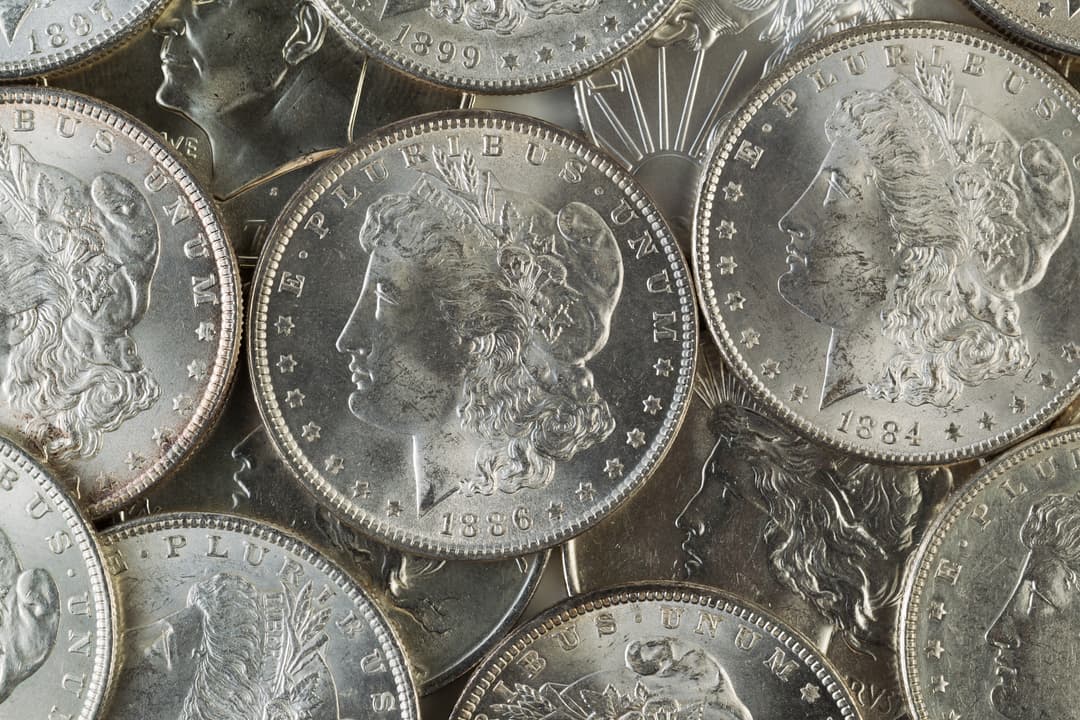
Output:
top-left (452, 583), bottom-right (858, 720)
top-left (314, 0), bottom-right (678, 92)
top-left (564, 343), bottom-right (970, 720)
top-left (0, 437), bottom-right (115, 720)
top-left (575, 1), bottom-right (985, 247)
top-left (0, 87), bottom-right (240, 517)
top-left (967, 0), bottom-right (1080, 55)
top-left (104, 371), bottom-right (548, 694)
top-left (0, 0), bottom-right (166, 78)
top-left (899, 426), bottom-right (1080, 720)
top-left (53, 0), bottom-right (466, 269)
top-left (695, 22), bottom-right (1080, 464)
top-left (101, 512), bottom-right (419, 720)
top-left (250, 110), bottom-right (697, 558)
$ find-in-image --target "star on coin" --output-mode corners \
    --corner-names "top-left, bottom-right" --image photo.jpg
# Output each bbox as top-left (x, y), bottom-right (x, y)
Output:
top-left (789, 385), bottom-right (807, 403)
top-left (626, 428), bottom-right (646, 448)
top-left (1010, 394), bottom-right (1027, 414)
top-left (186, 360), bottom-right (207, 381)
top-left (653, 357), bottom-right (673, 377)
top-left (171, 393), bottom-right (192, 413)
top-left (324, 455), bottom-right (345, 475)
top-left (152, 427), bottom-right (172, 448)
top-left (717, 256), bottom-right (737, 275)
top-left (604, 458), bottom-right (624, 479)
top-left (945, 423), bottom-right (962, 442)
top-left (761, 359), bottom-right (781, 379)
top-left (722, 181), bottom-right (744, 202)
top-left (570, 33), bottom-right (588, 51)
top-left (351, 481), bottom-right (370, 498)
top-left (536, 46), bottom-right (554, 63)
top-left (725, 292), bottom-right (745, 311)
top-left (1038, 1), bottom-right (1053, 17)
top-left (926, 640), bottom-right (945, 659)
top-left (275, 315), bottom-right (295, 336)
top-left (277, 354), bottom-right (297, 373)
top-left (716, 220), bottom-right (737, 240)
top-left (195, 321), bottom-right (216, 342)
top-left (548, 502), bottom-right (564, 521)
top-left (1040, 370), bottom-right (1056, 389)
top-left (642, 395), bottom-right (663, 415)
top-left (124, 451), bottom-right (145, 471)
top-left (930, 601), bottom-right (948, 621)
top-left (503, 54), bottom-right (518, 70)
top-left (602, 15), bottom-right (618, 31)
top-left (945, 711), bottom-right (961, 720)
top-left (386, 500), bottom-right (403, 517)
top-left (285, 388), bottom-right (306, 408)
top-left (799, 684), bottom-right (821, 704)
top-left (1063, 342), bottom-right (1080, 362)
top-left (301, 422), bottom-right (321, 442)
top-left (978, 412), bottom-right (995, 431)
top-left (931, 675), bottom-right (950, 694)
top-left (740, 328), bottom-right (760, 349)
top-left (575, 483), bottom-right (596, 502)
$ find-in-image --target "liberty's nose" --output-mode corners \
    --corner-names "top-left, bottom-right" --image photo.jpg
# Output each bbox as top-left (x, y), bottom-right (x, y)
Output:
top-left (152, 0), bottom-right (187, 36)
top-left (986, 589), bottom-right (1022, 650)
top-left (335, 285), bottom-right (376, 358)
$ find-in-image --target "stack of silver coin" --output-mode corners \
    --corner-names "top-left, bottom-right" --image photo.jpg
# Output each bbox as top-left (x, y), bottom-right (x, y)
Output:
top-left (1, 1), bottom-right (1079, 719)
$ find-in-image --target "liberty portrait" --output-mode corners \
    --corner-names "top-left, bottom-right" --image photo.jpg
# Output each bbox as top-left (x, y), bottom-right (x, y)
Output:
top-left (0, 526), bottom-right (60, 704)
top-left (336, 147), bottom-right (622, 516)
top-left (779, 57), bottom-right (1074, 410)
top-left (0, 129), bottom-right (161, 463)
top-left (115, 572), bottom-right (358, 720)
top-left (986, 493), bottom-right (1080, 720)
top-left (491, 638), bottom-right (753, 720)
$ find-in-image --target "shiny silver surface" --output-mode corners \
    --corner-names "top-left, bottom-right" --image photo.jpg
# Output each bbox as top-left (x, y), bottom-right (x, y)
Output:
top-left (969, 0), bottom-right (1080, 55)
top-left (695, 22), bottom-right (1080, 464)
top-left (250, 110), bottom-right (697, 558)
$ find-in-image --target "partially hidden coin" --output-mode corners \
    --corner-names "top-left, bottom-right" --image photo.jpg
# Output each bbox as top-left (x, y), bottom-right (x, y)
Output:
top-left (101, 512), bottom-right (419, 720)
top-left (0, 436), bottom-right (115, 720)
top-left (0, 0), bottom-right (167, 79)
top-left (452, 583), bottom-right (858, 720)
top-left (564, 342), bottom-right (971, 720)
top-left (250, 110), bottom-right (697, 559)
top-left (967, 0), bottom-right (1080, 55)
top-left (0, 87), bottom-right (241, 518)
top-left (103, 371), bottom-right (548, 694)
top-left (695, 21), bottom-right (1080, 464)
top-left (900, 425), bottom-right (1080, 720)
top-left (314, 0), bottom-right (678, 92)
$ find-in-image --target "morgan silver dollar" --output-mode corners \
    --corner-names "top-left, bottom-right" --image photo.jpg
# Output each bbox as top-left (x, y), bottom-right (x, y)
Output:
top-left (899, 426), bottom-right (1080, 720)
top-left (0, 437), bottom-right (116, 720)
top-left (451, 584), bottom-right (858, 720)
top-left (695, 22), bottom-right (1080, 464)
top-left (250, 110), bottom-right (696, 559)
top-left (0, 87), bottom-right (241, 517)
top-left (967, 0), bottom-right (1080, 55)
top-left (101, 512), bottom-right (419, 720)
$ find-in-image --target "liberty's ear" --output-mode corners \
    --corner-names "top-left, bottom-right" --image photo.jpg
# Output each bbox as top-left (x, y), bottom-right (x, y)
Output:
top-left (284, 0), bottom-right (327, 66)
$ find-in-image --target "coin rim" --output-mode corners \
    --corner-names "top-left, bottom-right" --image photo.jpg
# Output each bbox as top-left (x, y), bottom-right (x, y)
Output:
top-left (249, 108), bottom-right (697, 559)
top-left (99, 510), bottom-right (421, 719)
top-left (965, 0), bottom-right (1080, 55)
top-left (693, 20), bottom-right (1080, 465)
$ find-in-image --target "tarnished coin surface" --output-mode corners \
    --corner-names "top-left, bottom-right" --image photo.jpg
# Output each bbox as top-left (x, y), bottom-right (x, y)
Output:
top-left (314, 0), bottom-right (678, 92)
top-left (0, 87), bottom-right (240, 517)
top-left (0, 437), bottom-right (115, 720)
top-left (251, 110), bottom-right (696, 558)
top-left (54, 0), bottom-right (466, 269)
top-left (102, 512), bottom-right (419, 720)
top-left (452, 584), bottom-right (858, 720)
top-left (696, 22), bottom-right (1080, 464)
top-left (967, 0), bottom-right (1080, 55)
top-left (575, 0), bottom-right (984, 247)
top-left (105, 372), bottom-right (548, 693)
top-left (564, 343), bottom-right (968, 720)
top-left (0, 0), bottom-right (166, 79)
top-left (899, 426), bottom-right (1080, 720)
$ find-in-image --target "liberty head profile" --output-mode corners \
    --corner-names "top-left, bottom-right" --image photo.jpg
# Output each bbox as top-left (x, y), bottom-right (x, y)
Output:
top-left (381, 0), bottom-right (597, 35)
top-left (0, 129), bottom-right (161, 462)
top-left (0, 526), bottom-right (60, 704)
top-left (778, 57), bottom-right (1073, 410)
top-left (336, 147), bottom-right (622, 516)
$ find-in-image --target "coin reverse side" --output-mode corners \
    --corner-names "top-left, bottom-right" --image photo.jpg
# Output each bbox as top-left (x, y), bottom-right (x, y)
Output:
top-left (696, 22), bottom-right (1080, 464)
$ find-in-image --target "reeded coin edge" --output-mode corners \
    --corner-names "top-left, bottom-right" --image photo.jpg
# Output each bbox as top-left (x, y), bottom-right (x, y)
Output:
top-left (314, 0), bottom-right (677, 93)
top-left (0, 86), bottom-right (242, 518)
top-left (897, 425), bottom-right (1080, 720)
top-left (0, 0), bottom-right (169, 79)
top-left (250, 109), bottom-right (697, 559)
top-left (965, 0), bottom-right (1080, 56)
top-left (451, 582), bottom-right (859, 720)
top-left (694, 21), bottom-right (1080, 465)
top-left (100, 511), bottom-right (420, 720)
top-left (0, 438), bottom-right (117, 720)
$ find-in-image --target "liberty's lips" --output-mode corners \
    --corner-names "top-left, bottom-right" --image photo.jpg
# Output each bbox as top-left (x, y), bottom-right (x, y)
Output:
top-left (159, 37), bottom-right (196, 70)
top-left (348, 355), bottom-right (373, 391)
top-left (993, 650), bottom-right (1018, 686)
top-left (785, 240), bottom-right (808, 267)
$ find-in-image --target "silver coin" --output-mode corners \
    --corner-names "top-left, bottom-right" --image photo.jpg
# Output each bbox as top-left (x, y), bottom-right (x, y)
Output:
top-left (967, 0), bottom-right (1080, 55)
top-left (0, 436), bottom-right (115, 720)
top-left (0, 87), bottom-right (240, 517)
top-left (0, 0), bottom-right (166, 78)
top-left (52, 0), bottom-right (466, 269)
top-left (250, 110), bottom-right (697, 558)
top-left (563, 343), bottom-right (970, 720)
top-left (695, 22), bottom-right (1080, 464)
top-left (899, 426), bottom-right (1080, 720)
top-left (101, 512), bottom-right (419, 720)
top-left (104, 371), bottom-right (548, 694)
top-left (452, 583), bottom-right (858, 720)
top-left (314, 0), bottom-right (678, 92)
top-left (575, 1), bottom-right (985, 248)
